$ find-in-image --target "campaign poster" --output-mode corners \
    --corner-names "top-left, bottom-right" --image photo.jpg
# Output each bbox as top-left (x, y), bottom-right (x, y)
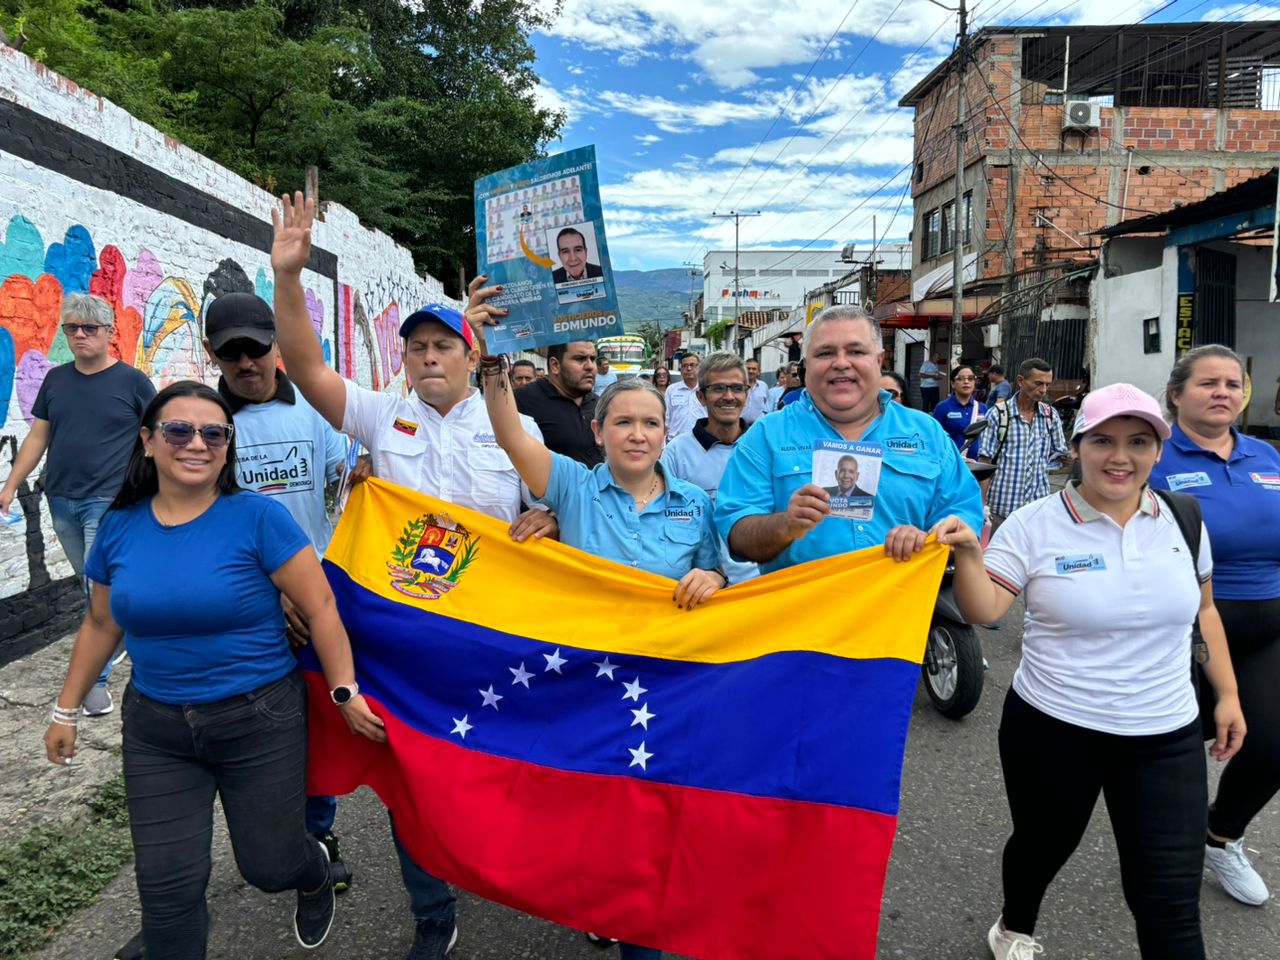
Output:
top-left (812, 439), bottom-right (882, 521)
top-left (473, 146), bottom-right (624, 352)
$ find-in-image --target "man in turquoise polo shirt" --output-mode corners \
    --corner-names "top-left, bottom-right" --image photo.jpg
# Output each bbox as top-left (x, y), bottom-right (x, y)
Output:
top-left (715, 306), bottom-right (983, 574)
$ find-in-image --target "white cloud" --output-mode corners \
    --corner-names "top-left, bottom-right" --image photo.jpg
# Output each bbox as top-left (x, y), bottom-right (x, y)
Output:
top-left (634, 133), bottom-right (663, 143)
top-left (1204, 4), bottom-right (1280, 19)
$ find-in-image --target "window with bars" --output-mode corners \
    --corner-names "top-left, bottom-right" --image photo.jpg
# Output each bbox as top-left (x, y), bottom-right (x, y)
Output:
top-left (924, 209), bottom-right (941, 260)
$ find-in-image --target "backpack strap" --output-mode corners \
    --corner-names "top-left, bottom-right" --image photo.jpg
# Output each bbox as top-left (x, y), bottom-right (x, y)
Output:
top-left (1154, 488), bottom-right (1208, 664)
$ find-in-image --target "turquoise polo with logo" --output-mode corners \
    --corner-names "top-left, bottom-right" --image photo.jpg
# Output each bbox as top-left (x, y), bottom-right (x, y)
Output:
top-left (1149, 422), bottom-right (1280, 601)
top-left (715, 389), bottom-right (983, 574)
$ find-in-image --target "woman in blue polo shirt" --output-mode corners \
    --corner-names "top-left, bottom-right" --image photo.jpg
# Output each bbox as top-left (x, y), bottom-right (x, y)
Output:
top-left (932, 364), bottom-right (986, 456)
top-left (41, 381), bottom-right (384, 959)
top-left (1150, 344), bottom-right (1280, 907)
top-left (473, 326), bottom-right (724, 959)
top-left (936, 383), bottom-right (1246, 960)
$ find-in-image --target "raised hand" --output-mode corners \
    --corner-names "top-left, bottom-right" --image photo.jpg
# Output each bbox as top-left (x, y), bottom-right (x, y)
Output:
top-left (463, 274), bottom-right (508, 355)
top-left (271, 191), bottom-right (315, 276)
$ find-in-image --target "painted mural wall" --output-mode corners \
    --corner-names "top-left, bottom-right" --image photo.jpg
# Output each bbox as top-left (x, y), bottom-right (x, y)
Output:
top-left (0, 46), bottom-right (454, 653)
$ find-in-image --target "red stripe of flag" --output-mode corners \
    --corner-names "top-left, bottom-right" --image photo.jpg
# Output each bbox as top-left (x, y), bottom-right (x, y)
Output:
top-left (305, 673), bottom-right (895, 959)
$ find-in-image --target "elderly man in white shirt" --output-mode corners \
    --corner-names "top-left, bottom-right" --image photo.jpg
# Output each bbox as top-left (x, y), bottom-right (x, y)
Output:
top-left (742, 358), bottom-right (771, 424)
top-left (271, 191), bottom-right (550, 960)
top-left (665, 353), bottom-right (705, 438)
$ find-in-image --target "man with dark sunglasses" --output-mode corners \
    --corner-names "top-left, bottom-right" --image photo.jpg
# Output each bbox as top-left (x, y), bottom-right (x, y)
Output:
top-left (0, 292), bottom-right (154, 716)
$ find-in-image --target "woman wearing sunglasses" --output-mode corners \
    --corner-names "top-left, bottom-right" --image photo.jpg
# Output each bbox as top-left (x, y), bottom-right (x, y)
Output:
top-left (42, 380), bottom-right (385, 960)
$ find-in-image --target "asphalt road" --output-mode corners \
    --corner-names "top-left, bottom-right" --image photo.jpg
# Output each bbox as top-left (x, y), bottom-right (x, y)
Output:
top-left (33, 607), bottom-right (1280, 960)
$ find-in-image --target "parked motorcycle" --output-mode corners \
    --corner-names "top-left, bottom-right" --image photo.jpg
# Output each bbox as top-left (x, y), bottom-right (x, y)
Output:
top-left (922, 421), bottom-right (996, 720)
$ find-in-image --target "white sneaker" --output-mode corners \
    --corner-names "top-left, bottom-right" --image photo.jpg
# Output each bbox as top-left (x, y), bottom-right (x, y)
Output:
top-left (988, 918), bottom-right (1043, 959)
top-left (1205, 839), bottom-right (1270, 905)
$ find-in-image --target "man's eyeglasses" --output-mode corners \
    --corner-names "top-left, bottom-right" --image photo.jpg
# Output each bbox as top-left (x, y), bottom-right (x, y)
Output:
top-left (703, 383), bottom-right (747, 397)
top-left (157, 421), bottom-right (235, 449)
top-left (62, 323), bottom-right (106, 337)
top-left (213, 338), bottom-right (274, 362)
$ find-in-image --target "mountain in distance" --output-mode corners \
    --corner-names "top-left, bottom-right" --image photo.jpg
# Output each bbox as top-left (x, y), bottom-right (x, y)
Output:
top-left (613, 267), bottom-right (698, 330)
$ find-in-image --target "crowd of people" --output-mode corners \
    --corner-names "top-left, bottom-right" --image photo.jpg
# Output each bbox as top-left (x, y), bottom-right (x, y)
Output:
top-left (6, 191), bottom-right (1276, 960)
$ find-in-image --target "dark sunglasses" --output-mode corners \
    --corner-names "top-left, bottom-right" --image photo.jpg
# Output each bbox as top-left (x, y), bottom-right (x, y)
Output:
top-left (156, 420), bottom-right (235, 449)
top-left (62, 323), bottom-right (106, 337)
top-left (213, 338), bottom-right (274, 362)
top-left (885, 388), bottom-right (902, 398)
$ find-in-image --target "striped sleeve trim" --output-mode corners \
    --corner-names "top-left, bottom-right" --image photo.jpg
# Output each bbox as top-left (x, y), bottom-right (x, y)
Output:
top-left (1197, 571), bottom-right (1212, 585)
top-left (987, 569), bottom-right (1022, 597)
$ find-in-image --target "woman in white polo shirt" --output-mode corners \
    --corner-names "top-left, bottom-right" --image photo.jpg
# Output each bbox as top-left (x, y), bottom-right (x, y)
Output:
top-left (936, 383), bottom-right (1246, 960)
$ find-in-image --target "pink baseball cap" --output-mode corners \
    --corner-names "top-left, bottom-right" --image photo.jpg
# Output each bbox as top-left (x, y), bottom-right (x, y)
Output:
top-left (1072, 383), bottom-right (1171, 440)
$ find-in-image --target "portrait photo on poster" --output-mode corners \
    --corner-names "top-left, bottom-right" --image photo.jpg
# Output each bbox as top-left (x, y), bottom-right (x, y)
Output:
top-left (549, 221), bottom-right (607, 304)
top-left (812, 439), bottom-right (883, 521)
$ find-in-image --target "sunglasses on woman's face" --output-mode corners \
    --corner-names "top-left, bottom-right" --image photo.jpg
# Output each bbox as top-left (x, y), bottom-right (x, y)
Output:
top-left (213, 338), bottom-right (274, 362)
top-left (156, 421), bottom-right (235, 449)
top-left (885, 388), bottom-right (902, 399)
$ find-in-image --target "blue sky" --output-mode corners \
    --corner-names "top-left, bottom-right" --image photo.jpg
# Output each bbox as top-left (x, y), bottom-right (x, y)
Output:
top-left (528, 0), bottom-right (1276, 270)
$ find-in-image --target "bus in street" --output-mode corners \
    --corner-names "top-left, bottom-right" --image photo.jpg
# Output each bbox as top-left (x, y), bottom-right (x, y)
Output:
top-left (595, 334), bottom-right (649, 374)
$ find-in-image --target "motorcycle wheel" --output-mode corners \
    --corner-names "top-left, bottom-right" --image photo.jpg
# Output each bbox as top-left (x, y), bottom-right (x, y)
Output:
top-left (923, 619), bottom-right (984, 719)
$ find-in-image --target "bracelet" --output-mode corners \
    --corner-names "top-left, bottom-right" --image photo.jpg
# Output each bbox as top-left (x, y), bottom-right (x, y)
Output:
top-left (50, 704), bottom-right (81, 727)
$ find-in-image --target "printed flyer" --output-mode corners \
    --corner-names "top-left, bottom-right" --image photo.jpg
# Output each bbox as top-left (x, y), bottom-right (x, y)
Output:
top-left (812, 439), bottom-right (883, 521)
top-left (473, 146), bottom-right (623, 352)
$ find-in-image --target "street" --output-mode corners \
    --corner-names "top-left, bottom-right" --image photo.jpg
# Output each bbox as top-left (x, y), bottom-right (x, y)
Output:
top-left (30, 603), bottom-right (1280, 960)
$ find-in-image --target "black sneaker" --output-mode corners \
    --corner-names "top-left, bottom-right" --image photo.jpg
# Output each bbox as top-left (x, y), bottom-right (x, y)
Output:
top-left (294, 840), bottom-right (335, 950)
top-left (404, 918), bottom-right (458, 960)
top-left (585, 932), bottom-right (619, 948)
top-left (113, 930), bottom-right (145, 960)
top-left (312, 830), bottom-right (354, 894)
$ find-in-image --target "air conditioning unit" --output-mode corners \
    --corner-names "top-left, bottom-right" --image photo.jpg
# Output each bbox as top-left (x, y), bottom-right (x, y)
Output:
top-left (982, 324), bottom-right (1001, 348)
top-left (1063, 100), bottom-right (1101, 131)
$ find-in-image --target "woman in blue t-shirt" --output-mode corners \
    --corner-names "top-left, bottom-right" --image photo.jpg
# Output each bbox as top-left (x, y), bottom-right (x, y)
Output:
top-left (471, 315), bottom-right (724, 959)
top-left (1151, 344), bottom-right (1280, 908)
top-left (42, 381), bottom-right (384, 959)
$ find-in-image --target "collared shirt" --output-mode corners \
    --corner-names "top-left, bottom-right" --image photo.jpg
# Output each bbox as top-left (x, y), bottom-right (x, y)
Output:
top-left (744, 380), bottom-right (772, 423)
top-left (932, 394), bottom-right (987, 457)
top-left (715, 390), bottom-right (984, 575)
top-left (985, 481), bottom-right (1211, 735)
top-left (1150, 423), bottom-right (1280, 601)
top-left (918, 360), bottom-right (942, 387)
top-left (219, 372), bottom-right (345, 555)
top-left (593, 370), bottom-right (619, 395)
top-left (342, 383), bottom-right (542, 523)
top-left (665, 381), bottom-right (706, 438)
top-left (537, 453), bottom-right (721, 580)
top-left (661, 419), bottom-right (760, 584)
top-left (765, 384), bottom-right (786, 411)
top-left (977, 399), bottom-right (1068, 516)
top-left (515, 378), bottom-right (602, 467)
top-left (987, 380), bottom-right (1013, 403)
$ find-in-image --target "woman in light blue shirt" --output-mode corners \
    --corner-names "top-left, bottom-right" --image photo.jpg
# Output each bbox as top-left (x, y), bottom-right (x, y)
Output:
top-left (474, 326), bottom-right (725, 958)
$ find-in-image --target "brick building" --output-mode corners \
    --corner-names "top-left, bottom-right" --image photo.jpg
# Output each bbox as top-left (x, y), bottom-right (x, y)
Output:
top-left (898, 20), bottom-right (1280, 386)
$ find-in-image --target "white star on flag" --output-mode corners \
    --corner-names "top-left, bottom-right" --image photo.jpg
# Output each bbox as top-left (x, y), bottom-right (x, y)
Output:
top-left (450, 714), bottom-right (473, 739)
top-left (629, 741), bottom-right (654, 771)
top-left (509, 662), bottom-right (533, 688)
top-left (543, 648), bottom-right (568, 674)
top-left (593, 656), bottom-right (618, 680)
top-left (630, 703), bottom-right (655, 729)
top-left (622, 677), bottom-right (647, 702)
top-left (479, 685), bottom-right (503, 710)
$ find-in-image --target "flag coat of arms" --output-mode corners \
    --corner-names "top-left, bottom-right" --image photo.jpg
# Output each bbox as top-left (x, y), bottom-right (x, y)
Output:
top-left (303, 478), bottom-right (946, 959)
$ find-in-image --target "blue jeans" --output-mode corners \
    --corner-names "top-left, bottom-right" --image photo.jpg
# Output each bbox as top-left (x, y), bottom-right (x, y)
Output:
top-left (305, 795), bottom-right (337, 835)
top-left (48, 494), bottom-right (116, 685)
top-left (390, 813), bottom-right (457, 925)
top-left (620, 945), bottom-right (661, 959)
top-left (121, 671), bottom-right (328, 960)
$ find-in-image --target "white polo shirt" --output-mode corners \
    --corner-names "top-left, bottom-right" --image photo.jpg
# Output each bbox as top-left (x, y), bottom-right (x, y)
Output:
top-left (342, 383), bottom-right (542, 523)
top-left (985, 482), bottom-right (1211, 736)
top-left (665, 381), bottom-right (706, 438)
top-left (743, 380), bottom-right (771, 423)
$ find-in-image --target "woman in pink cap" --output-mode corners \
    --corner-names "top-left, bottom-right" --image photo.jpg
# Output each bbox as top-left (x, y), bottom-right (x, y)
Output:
top-left (935, 382), bottom-right (1246, 960)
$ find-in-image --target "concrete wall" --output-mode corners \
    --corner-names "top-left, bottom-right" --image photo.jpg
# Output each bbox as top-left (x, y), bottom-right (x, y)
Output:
top-left (0, 47), bottom-right (453, 656)
top-left (1092, 239), bottom-right (1280, 430)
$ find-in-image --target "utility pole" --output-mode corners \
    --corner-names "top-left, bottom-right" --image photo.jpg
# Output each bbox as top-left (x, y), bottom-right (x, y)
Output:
top-left (712, 210), bottom-right (762, 328)
top-left (949, 0), bottom-right (969, 370)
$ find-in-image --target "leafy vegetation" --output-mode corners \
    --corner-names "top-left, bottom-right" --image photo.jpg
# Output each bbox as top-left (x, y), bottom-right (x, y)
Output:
top-left (1, 0), bottom-right (564, 294)
top-left (0, 773), bottom-right (132, 958)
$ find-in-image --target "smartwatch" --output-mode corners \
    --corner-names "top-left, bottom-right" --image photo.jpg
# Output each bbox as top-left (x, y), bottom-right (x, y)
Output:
top-left (330, 683), bottom-right (359, 705)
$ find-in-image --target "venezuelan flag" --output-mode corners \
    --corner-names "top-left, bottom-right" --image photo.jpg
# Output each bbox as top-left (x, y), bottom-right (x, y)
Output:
top-left (303, 478), bottom-right (946, 960)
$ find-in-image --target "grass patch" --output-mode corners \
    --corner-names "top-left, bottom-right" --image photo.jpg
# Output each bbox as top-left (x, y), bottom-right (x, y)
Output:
top-left (0, 773), bottom-right (132, 960)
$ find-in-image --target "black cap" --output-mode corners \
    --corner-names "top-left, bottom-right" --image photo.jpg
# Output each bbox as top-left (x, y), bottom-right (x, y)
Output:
top-left (204, 293), bottom-right (275, 351)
